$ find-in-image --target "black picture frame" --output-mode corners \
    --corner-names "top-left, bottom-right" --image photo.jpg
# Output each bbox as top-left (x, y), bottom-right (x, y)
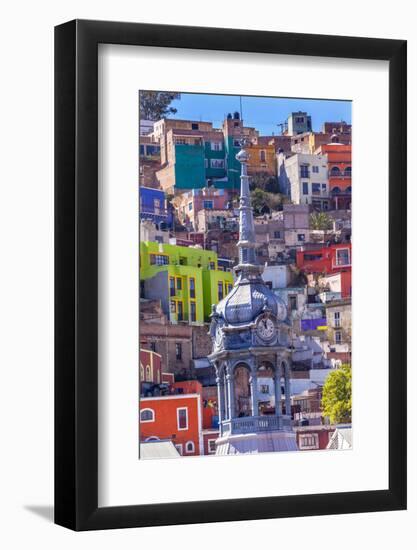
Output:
top-left (55, 19), bottom-right (407, 531)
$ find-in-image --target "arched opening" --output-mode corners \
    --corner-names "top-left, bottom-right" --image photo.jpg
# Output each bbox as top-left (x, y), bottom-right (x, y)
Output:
top-left (185, 441), bottom-right (195, 454)
top-left (345, 186), bottom-right (352, 194)
top-left (140, 408), bottom-right (155, 422)
top-left (331, 187), bottom-right (341, 195)
top-left (344, 166), bottom-right (352, 177)
top-left (257, 361), bottom-right (275, 415)
top-left (234, 363), bottom-right (252, 417)
top-left (145, 436), bottom-right (159, 442)
top-left (330, 166), bottom-right (341, 176)
top-left (145, 365), bottom-right (151, 382)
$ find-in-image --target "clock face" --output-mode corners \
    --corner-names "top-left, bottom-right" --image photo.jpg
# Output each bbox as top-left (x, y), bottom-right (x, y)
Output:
top-left (257, 316), bottom-right (276, 341)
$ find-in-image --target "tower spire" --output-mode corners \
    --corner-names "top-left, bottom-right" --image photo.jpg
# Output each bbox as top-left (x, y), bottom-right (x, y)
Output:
top-left (235, 139), bottom-right (259, 274)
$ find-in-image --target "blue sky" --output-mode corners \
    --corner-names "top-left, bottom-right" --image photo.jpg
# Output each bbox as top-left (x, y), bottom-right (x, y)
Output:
top-left (169, 93), bottom-right (351, 136)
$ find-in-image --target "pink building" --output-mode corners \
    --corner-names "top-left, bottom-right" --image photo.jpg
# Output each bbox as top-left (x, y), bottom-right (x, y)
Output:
top-left (173, 188), bottom-right (232, 230)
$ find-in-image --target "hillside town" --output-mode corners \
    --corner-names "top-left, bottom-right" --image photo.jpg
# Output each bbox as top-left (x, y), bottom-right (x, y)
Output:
top-left (139, 100), bottom-right (352, 459)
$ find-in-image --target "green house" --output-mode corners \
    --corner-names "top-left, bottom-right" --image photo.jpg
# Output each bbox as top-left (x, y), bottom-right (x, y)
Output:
top-left (140, 241), bottom-right (234, 324)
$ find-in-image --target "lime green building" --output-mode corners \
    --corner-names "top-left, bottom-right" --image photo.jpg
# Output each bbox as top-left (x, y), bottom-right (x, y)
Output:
top-left (140, 242), bottom-right (234, 324)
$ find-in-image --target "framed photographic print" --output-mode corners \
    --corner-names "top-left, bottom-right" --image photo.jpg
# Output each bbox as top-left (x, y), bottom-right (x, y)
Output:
top-left (55, 19), bottom-right (407, 530)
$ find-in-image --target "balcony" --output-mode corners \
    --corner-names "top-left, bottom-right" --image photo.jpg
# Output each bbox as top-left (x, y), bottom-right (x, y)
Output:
top-left (221, 414), bottom-right (292, 435)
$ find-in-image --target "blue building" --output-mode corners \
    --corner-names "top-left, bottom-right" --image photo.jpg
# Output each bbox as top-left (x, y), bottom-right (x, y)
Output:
top-left (139, 187), bottom-right (171, 226)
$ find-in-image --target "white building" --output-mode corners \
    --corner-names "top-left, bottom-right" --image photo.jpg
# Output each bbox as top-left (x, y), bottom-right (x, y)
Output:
top-left (262, 264), bottom-right (291, 289)
top-left (279, 153), bottom-right (330, 210)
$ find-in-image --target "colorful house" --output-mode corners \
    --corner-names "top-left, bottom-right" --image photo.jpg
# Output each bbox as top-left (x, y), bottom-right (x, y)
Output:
top-left (139, 379), bottom-right (219, 456)
top-left (139, 186), bottom-right (170, 225)
top-left (140, 241), bottom-right (234, 323)
top-left (317, 142), bottom-right (352, 210)
top-left (296, 243), bottom-right (351, 298)
top-left (139, 393), bottom-right (203, 456)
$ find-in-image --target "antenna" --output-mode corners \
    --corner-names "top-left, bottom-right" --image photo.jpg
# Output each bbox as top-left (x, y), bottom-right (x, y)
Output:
top-left (239, 96), bottom-right (243, 121)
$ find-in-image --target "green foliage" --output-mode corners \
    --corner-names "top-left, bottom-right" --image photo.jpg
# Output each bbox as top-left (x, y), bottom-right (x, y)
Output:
top-left (310, 211), bottom-right (333, 230)
top-left (321, 364), bottom-right (352, 424)
top-left (250, 188), bottom-right (286, 215)
top-left (139, 91), bottom-right (181, 121)
top-left (249, 172), bottom-right (279, 193)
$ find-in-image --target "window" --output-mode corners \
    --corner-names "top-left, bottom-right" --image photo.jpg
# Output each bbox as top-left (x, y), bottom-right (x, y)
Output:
top-left (210, 159), bottom-right (225, 169)
top-left (312, 183), bottom-right (321, 194)
top-left (177, 301), bottom-right (183, 321)
top-left (336, 248), bottom-right (350, 266)
top-left (260, 384), bottom-right (269, 394)
top-left (176, 277), bottom-right (182, 291)
top-left (299, 434), bottom-right (319, 449)
top-left (150, 341), bottom-right (156, 352)
top-left (140, 365), bottom-right (144, 381)
top-left (208, 439), bottom-right (216, 454)
top-left (188, 202), bottom-right (193, 211)
top-left (330, 166), bottom-right (341, 176)
top-left (335, 330), bottom-right (342, 344)
top-left (191, 123), bottom-right (199, 130)
top-left (218, 281), bottom-right (224, 301)
top-left (289, 295), bottom-right (297, 310)
top-left (321, 183), bottom-right (327, 191)
top-left (190, 301), bottom-right (196, 322)
top-left (150, 254), bottom-right (168, 266)
top-left (297, 234), bottom-right (306, 242)
top-left (226, 283), bottom-right (233, 293)
top-left (155, 236), bottom-right (163, 244)
top-left (302, 182), bottom-right (309, 195)
top-left (189, 277), bottom-right (196, 298)
top-left (300, 165), bottom-right (309, 178)
top-left (175, 444), bottom-right (183, 455)
top-left (145, 365), bottom-right (151, 381)
top-left (209, 261), bottom-right (216, 270)
top-left (334, 311), bottom-right (341, 327)
top-left (344, 166), bottom-right (352, 176)
top-left (211, 141), bottom-right (223, 151)
top-left (233, 139), bottom-right (240, 147)
top-left (177, 407), bottom-right (188, 430)
top-left (295, 116), bottom-right (304, 123)
top-left (179, 257), bottom-right (187, 266)
top-left (170, 300), bottom-right (176, 313)
top-left (203, 200), bottom-right (214, 209)
top-left (273, 230), bottom-right (281, 239)
top-left (175, 343), bottom-right (182, 361)
top-left (140, 408), bottom-right (155, 423)
top-left (185, 441), bottom-right (195, 453)
top-left (260, 150), bottom-right (266, 162)
top-left (312, 166), bottom-right (319, 173)
top-left (169, 276), bottom-right (175, 296)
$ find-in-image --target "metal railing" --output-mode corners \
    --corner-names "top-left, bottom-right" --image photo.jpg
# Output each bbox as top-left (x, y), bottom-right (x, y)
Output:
top-left (221, 415), bottom-right (292, 435)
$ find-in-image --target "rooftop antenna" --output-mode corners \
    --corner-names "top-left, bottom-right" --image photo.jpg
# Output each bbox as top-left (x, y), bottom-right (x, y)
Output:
top-left (239, 96), bottom-right (243, 121)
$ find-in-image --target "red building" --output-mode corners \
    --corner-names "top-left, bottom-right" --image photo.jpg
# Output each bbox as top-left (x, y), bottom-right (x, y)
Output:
top-left (296, 244), bottom-right (351, 298)
top-left (140, 393), bottom-right (203, 456)
top-left (294, 425), bottom-right (336, 450)
top-left (140, 349), bottom-right (162, 385)
top-left (318, 143), bottom-right (351, 210)
top-left (139, 379), bottom-right (219, 456)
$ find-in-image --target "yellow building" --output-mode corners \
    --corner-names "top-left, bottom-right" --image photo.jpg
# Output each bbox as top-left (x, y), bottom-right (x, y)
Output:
top-left (245, 143), bottom-right (276, 176)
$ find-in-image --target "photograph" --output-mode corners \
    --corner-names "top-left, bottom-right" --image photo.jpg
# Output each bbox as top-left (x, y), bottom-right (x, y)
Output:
top-left (139, 92), bottom-right (352, 458)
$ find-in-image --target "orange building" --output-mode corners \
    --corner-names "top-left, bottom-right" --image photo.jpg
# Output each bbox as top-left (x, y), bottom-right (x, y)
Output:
top-left (139, 392), bottom-right (203, 456)
top-left (318, 143), bottom-right (352, 210)
top-left (245, 142), bottom-right (276, 176)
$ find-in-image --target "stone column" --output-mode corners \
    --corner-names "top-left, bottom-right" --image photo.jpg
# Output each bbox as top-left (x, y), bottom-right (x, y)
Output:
top-left (274, 356), bottom-right (282, 418)
top-left (226, 365), bottom-right (235, 420)
top-left (284, 361), bottom-right (291, 417)
top-left (249, 370), bottom-right (258, 417)
top-left (215, 370), bottom-right (225, 435)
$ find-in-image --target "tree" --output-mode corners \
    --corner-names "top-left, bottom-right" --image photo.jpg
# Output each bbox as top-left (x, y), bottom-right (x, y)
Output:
top-left (250, 188), bottom-right (286, 215)
top-left (310, 212), bottom-right (332, 230)
top-left (139, 91), bottom-right (181, 121)
top-left (249, 172), bottom-right (279, 193)
top-left (321, 364), bottom-right (352, 424)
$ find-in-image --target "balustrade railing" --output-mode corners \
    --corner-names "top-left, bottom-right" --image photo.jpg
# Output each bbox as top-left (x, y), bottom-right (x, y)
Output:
top-left (221, 415), bottom-right (292, 435)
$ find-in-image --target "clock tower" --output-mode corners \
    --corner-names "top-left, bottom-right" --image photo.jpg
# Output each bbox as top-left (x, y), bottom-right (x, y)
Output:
top-left (208, 141), bottom-right (298, 454)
